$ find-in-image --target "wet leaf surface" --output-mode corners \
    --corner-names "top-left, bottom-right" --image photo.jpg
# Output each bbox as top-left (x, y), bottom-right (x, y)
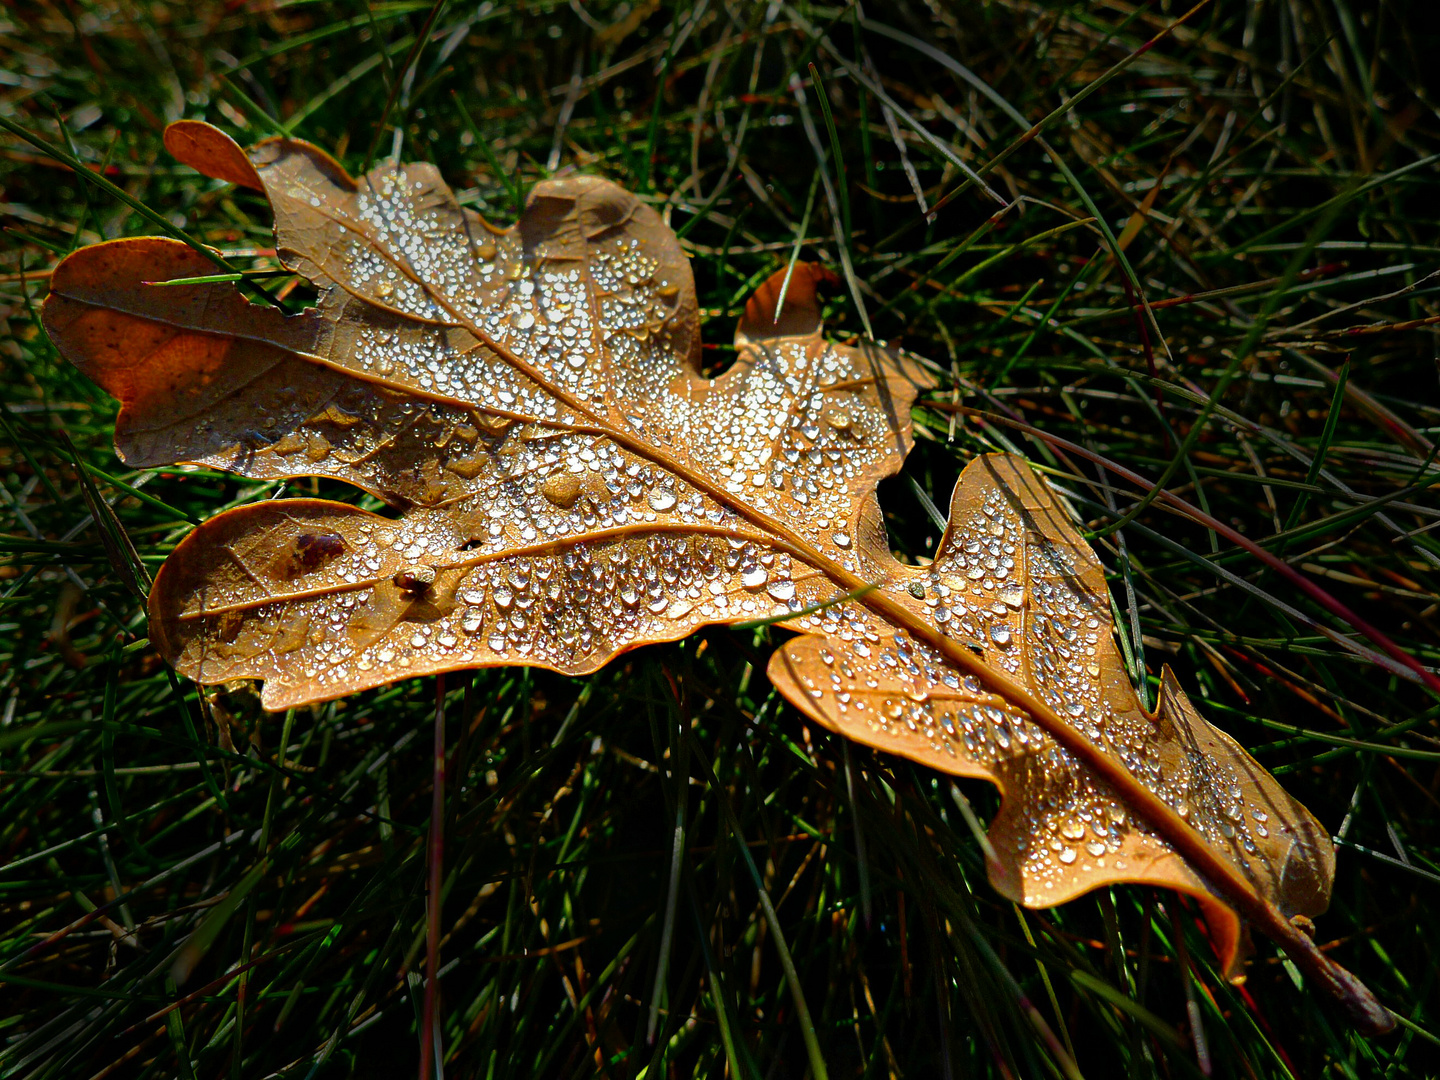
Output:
top-left (41, 121), bottom-right (1389, 1030)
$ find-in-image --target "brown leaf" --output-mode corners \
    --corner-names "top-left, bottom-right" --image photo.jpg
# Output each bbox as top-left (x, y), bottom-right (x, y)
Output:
top-left (41, 122), bottom-right (1390, 1032)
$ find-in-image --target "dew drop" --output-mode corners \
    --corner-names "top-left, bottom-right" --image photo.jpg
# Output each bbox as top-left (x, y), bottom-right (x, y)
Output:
top-left (742, 567), bottom-right (768, 589)
top-left (648, 489), bottom-right (678, 513)
top-left (989, 625), bottom-right (1012, 647)
top-left (542, 473), bottom-right (582, 508)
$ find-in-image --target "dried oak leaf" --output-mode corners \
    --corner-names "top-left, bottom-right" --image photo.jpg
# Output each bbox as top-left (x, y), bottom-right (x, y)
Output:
top-left (41, 121), bottom-right (1388, 1031)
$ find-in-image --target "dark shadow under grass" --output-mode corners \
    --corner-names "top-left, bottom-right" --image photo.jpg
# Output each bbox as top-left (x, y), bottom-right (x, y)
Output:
top-left (3, 1), bottom-right (1440, 1077)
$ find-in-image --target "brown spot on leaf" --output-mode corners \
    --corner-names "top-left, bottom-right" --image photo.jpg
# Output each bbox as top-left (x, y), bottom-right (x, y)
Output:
top-left (274, 530), bottom-right (346, 579)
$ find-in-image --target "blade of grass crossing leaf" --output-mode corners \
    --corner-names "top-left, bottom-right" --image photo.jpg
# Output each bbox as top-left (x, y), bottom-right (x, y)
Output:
top-left (732, 580), bottom-right (880, 630)
top-left (147, 270), bottom-right (292, 286)
top-left (687, 732), bottom-right (829, 1080)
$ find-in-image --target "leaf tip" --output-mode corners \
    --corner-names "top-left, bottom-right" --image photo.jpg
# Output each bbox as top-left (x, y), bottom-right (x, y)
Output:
top-left (163, 120), bottom-right (264, 191)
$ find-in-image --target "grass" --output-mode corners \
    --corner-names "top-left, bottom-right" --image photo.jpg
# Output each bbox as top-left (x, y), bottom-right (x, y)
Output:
top-left (2, 0), bottom-right (1440, 1076)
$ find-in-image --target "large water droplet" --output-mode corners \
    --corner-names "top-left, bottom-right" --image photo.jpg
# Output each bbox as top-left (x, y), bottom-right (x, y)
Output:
top-left (766, 580), bottom-right (795, 601)
top-left (1058, 847), bottom-right (1077, 865)
top-left (989, 624), bottom-right (1012, 647)
top-left (542, 473), bottom-right (582, 508)
top-left (648, 489), bottom-right (677, 512)
top-left (742, 567), bottom-right (768, 589)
